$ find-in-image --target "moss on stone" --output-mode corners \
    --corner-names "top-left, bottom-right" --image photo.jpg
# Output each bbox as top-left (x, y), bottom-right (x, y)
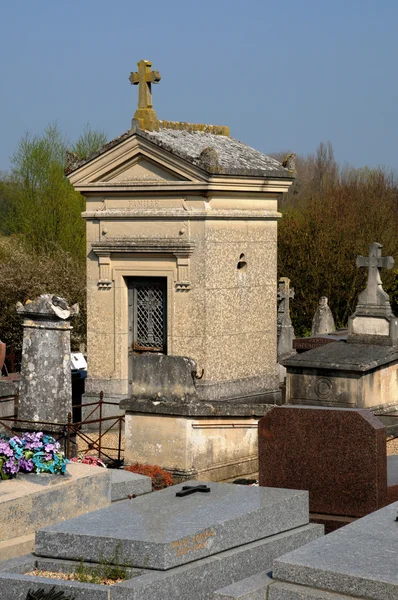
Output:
top-left (158, 120), bottom-right (229, 136)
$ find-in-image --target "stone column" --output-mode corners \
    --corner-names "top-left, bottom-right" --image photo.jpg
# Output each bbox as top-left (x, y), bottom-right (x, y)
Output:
top-left (16, 294), bottom-right (78, 431)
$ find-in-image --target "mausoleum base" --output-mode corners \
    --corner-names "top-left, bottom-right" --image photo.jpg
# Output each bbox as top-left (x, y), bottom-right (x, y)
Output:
top-left (121, 398), bottom-right (275, 481)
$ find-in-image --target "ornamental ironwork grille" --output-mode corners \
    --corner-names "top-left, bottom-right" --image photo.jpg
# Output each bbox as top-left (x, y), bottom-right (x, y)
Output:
top-left (130, 279), bottom-right (167, 353)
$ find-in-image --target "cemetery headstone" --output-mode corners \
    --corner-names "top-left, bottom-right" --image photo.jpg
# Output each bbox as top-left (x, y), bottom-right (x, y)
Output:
top-left (311, 296), bottom-right (335, 335)
top-left (0, 481), bottom-right (323, 600)
top-left (17, 294), bottom-right (78, 431)
top-left (270, 500), bottom-right (398, 600)
top-left (349, 241), bottom-right (397, 344)
top-left (258, 405), bottom-right (398, 532)
top-left (277, 277), bottom-right (295, 360)
top-left (283, 243), bottom-right (398, 410)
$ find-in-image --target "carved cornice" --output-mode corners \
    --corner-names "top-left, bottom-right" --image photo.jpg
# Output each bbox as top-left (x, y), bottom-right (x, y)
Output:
top-left (91, 238), bottom-right (195, 291)
top-left (91, 238), bottom-right (195, 256)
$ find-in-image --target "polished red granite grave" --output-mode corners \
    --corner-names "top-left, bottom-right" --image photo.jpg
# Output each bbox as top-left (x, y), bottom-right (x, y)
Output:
top-left (258, 406), bottom-right (389, 522)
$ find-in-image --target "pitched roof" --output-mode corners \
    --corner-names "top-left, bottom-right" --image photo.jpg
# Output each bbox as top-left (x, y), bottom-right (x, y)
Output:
top-left (66, 127), bottom-right (293, 179)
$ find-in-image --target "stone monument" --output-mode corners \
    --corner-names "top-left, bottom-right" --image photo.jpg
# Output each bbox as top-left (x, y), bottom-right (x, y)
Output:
top-left (67, 60), bottom-right (294, 479)
top-left (270, 500), bottom-right (398, 600)
top-left (311, 296), bottom-right (335, 335)
top-left (283, 243), bottom-right (398, 410)
top-left (0, 481), bottom-right (323, 599)
top-left (277, 277), bottom-right (295, 360)
top-left (258, 405), bottom-right (398, 531)
top-left (16, 294), bottom-right (78, 431)
top-left (349, 241), bottom-right (397, 344)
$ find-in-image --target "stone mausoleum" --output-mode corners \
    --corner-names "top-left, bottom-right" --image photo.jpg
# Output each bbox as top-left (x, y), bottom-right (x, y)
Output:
top-left (68, 60), bottom-right (294, 479)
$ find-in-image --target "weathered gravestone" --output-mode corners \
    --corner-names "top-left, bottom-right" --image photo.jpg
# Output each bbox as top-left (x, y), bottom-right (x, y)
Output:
top-left (311, 296), bottom-right (335, 336)
top-left (277, 277), bottom-right (295, 360)
top-left (16, 295), bottom-right (78, 431)
top-left (0, 481), bottom-right (323, 600)
top-left (283, 243), bottom-right (398, 410)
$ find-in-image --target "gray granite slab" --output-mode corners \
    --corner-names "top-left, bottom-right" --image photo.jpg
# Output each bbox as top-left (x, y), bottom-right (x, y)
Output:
top-left (35, 482), bottom-right (309, 570)
top-left (110, 469), bottom-right (152, 501)
top-left (112, 524), bottom-right (323, 600)
top-left (283, 341), bottom-right (398, 372)
top-left (273, 501), bottom-right (398, 600)
top-left (269, 582), bottom-right (356, 599)
top-left (0, 554), bottom-right (144, 600)
top-left (0, 524), bottom-right (323, 600)
top-left (213, 570), bottom-right (272, 599)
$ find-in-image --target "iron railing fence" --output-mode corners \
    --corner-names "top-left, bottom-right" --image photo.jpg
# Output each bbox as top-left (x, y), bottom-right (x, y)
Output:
top-left (0, 392), bottom-right (124, 467)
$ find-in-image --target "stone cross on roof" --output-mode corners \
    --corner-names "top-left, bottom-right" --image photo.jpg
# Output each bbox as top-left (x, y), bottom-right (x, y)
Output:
top-left (356, 242), bottom-right (394, 309)
top-left (129, 60), bottom-right (161, 110)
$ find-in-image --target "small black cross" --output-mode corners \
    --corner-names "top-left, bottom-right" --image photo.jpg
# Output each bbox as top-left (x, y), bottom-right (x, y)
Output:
top-left (176, 484), bottom-right (211, 497)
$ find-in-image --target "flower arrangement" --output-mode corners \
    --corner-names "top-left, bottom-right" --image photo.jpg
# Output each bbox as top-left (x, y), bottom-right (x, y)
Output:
top-left (125, 462), bottom-right (174, 491)
top-left (0, 432), bottom-right (68, 480)
top-left (70, 454), bottom-right (106, 468)
top-left (0, 435), bottom-right (19, 480)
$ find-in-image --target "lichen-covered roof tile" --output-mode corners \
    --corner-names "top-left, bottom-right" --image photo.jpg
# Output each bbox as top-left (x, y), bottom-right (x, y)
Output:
top-left (66, 127), bottom-right (293, 179)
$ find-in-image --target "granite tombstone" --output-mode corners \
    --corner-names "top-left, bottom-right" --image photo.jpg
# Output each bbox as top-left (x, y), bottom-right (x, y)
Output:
top-left (0, 481), bottom-right (323, 600)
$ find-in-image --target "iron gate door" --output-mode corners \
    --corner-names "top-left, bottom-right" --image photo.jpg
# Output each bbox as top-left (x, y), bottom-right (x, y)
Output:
top-left (128, 278), bottom-right (167, 354)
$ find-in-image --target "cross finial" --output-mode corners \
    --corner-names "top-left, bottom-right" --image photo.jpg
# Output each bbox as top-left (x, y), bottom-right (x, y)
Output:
top-left (356, 242), bottom-right (394, 307)
top-left (129, 60), bottom-right (161, 130)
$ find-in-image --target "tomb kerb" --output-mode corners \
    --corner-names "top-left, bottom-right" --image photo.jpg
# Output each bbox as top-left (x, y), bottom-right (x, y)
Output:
top-left (67, 61), bottom-right (294, 479)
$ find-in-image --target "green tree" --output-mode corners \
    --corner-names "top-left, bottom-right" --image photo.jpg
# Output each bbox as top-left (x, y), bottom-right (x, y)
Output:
top-left (70, 123), bottom-right (107, 161)
top-left (0, 235), bottom-right (86, 370)
top-left (277, 144), bottom-right (398, 336)
top-left (1, 123), bottom-right (107, 261)
top-left (0, 122), bottom-right (107, 368)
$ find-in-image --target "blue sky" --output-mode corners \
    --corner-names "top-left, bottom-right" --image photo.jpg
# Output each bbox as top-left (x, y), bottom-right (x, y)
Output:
top-left (1, 0), bottom-right (397, 172)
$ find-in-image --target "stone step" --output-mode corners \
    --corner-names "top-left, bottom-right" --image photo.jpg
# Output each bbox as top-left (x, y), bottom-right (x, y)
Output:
top-left (0, 463), bottom-right (110, 543)
top-left (109, 468), bottom-right (152, 501)
top-left (214, 570), bottom-right (272, 599)
top-left (269, 582), bottom-right (356, 599)
top-left (0, 534), bottom-right (34, 562)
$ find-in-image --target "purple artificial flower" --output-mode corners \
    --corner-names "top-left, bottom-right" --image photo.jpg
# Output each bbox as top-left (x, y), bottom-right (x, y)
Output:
top-left (19, 457), bottom-right (34, 472)
top-left (4, 457), bottom-right (19, 474)
top-left (10, 436), bottom-right (22, 445)
top-left (44, 443), bottom-right (55, 453)
top-left (0, 441), bottom-right (13, 457)
top-left (22, 432), bottom-right (44, 450)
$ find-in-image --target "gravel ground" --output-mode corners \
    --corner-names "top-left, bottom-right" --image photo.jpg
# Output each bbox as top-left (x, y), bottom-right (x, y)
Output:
top-left (387, 437), bottom-right (398, 455)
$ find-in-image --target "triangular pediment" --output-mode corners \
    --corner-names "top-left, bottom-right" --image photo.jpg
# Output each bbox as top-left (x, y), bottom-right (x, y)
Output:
top-left (68, 133), bottom-right (208, 187)
top-left (105, 157), bottom-right (182, 183)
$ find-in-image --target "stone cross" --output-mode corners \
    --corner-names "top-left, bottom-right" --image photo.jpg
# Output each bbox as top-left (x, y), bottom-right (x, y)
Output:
top-left (356, 242), bottom-right (394, 307)
top-left (278, 277), bottom-right (294, 327)
top-left (129, 60), bottom-right (161, 110)
top-left (176, 484), bottom-right (211, 497)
